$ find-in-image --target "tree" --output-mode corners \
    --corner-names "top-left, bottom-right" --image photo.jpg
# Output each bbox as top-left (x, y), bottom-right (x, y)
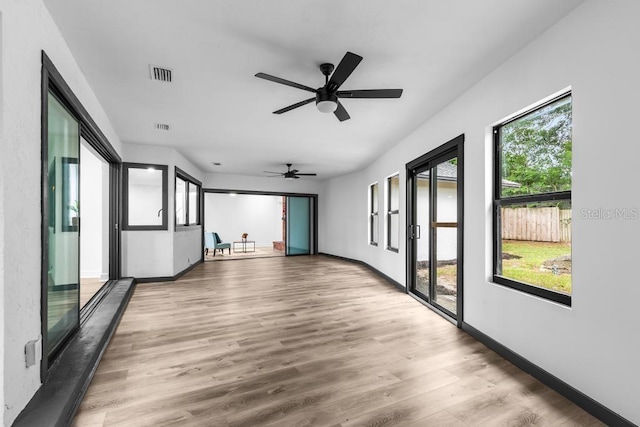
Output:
top-left (500, 97), bottom-right (572, 197)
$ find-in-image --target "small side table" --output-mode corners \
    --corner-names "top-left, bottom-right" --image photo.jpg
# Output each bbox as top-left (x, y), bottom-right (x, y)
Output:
top-left (233, 240), bottom-right (255, 253)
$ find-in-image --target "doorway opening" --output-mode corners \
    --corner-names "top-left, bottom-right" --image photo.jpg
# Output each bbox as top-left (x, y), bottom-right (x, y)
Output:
top-left (407, 135), bottom-right (464, 325)
top-left (79, 141), bottom-right (110, 307)
top-left (203, 190), bottom-right (317, 261)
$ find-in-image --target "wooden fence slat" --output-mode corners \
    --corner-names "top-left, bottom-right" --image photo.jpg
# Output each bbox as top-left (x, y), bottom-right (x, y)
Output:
top-left (501, 207), bottom-right (571, 242)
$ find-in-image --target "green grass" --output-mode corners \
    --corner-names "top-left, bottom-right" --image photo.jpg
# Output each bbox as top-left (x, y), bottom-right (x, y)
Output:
top-left (501, 240), bottom-right (571, 294)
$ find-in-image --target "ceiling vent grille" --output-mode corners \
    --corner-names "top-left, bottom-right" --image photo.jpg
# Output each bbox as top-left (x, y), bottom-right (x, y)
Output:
top-left (150, 65), bottom-right (172, 82)
top-left (155, 123), bottom-right (170, 131)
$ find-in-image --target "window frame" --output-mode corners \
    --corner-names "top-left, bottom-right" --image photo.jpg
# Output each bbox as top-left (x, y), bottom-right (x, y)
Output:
top-left (175, 166), bottom-right (202, 230)
top-left (386, 173), bottom-right (400, 253)
top-left (369, 182), bottom-right (379, 246)
top-left (493, 92), bottom-right (572, 306)
top-left (122, 162), bottom-right (168, 231)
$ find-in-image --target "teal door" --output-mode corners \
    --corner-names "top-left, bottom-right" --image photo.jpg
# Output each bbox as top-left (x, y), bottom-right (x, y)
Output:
top-left (286, 196), bottom-right (311, 255)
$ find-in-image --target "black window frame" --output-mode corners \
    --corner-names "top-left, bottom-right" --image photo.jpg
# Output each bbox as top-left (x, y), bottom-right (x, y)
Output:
top-left (386, 174), bottom-right (400, 253)
top-left (369, 182), bottom-right (379, 246)
top-left (493, 92), bottom-right (572, 306)
top-left (122, 162), bottom-right (168, 231)
top-left (175, 167), bottom-right (202, 230)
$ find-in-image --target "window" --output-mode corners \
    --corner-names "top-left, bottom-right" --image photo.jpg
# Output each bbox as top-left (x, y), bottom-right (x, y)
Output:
top-left (494, 93), bottom-right (572, 305)
top-left (122, 163), bottom-right (168, 230)
top-left (175, 167), bottom-right (201, 228)
top-left (387, 174), bottom-right (400, 252)
top-left (369, 182), bottom-right (379, 246)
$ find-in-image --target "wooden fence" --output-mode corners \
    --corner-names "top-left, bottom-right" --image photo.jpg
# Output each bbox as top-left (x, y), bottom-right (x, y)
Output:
top-left (501, 207), bottom-right (572, 243)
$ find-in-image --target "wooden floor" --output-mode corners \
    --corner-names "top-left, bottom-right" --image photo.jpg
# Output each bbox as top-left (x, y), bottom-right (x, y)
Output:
top-left (73, 255), bottom-right (603, 426)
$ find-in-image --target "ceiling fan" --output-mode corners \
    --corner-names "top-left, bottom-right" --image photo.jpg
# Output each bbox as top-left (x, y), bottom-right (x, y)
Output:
top-left (255, 52), bottom-right (403, 122)
top-left (264, 164), bottom-right (317, 180)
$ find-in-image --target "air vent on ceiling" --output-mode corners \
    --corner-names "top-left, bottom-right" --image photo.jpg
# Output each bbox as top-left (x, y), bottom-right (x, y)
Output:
top-left (150, 65), bottom-right (172, 82)
top-left (155, 123), bottom-right (170, 131)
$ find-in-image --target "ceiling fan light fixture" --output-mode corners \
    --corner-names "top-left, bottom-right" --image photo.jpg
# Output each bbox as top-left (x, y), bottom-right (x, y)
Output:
top-left (316, 100), bottom-right (338, 113)
top-left (316, 90), bottom-right (338, 113)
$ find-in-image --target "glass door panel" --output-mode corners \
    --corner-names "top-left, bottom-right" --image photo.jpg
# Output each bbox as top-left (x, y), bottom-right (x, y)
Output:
top-left (432, 158), bottom-right (458, 315)
top-left (286, 196), bottom-right (310, 255)
top-left (414, 171), bottom-right (430, 297)
top-left (47, 92), bottom-right (80, 359)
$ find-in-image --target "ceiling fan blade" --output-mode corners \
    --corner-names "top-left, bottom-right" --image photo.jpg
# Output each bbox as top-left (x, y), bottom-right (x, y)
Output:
top-left (255, 73), bottom-right (316, 93)
top-left (327, 52), bottom-right (363, 91)
top-left (273, 97), bottom-right (315, 114)
top-left (294, 173), bottom-right (317, 176)
top-left (337, 89), bottom-right (403, 99)
top-left (334, 101), bottom-right (350, 121)
top-left (263, 171), bottom-right (284, 174)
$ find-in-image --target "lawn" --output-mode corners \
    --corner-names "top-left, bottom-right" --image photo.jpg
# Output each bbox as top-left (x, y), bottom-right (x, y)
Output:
top-left (501, 240), bottom-right (571, 294)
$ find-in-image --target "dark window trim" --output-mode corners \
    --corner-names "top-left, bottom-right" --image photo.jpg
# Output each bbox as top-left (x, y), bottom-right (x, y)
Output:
top-left (175, 166), bottom-right (202, 230)
top-left (41, 51), bottom-right (122, 381)
top-left (493, 92), bottom-right (572, 306)
top-left (122, 162), bottom-right (168, 231)
top-left (386, 174), bottom-right (400, 252)
top-left (369, 182), bottom-right (379, 246)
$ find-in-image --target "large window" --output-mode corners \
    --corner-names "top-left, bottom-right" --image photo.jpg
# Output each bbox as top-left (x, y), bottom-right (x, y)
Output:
top-left (122, 163), bottom-right (168, 230)
top-left (369, 182), bottom-right (379, 246)
top-left (387, 174), bottom-right (400, 252)
top-left (494, 93), bottom-right (572, 305)
top-left (175, 167), bottom-right (201, 228)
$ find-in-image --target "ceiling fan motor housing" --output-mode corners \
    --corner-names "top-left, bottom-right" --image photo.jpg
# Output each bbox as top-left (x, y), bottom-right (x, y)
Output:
top-left (316, 87), bottom-right (338, 113)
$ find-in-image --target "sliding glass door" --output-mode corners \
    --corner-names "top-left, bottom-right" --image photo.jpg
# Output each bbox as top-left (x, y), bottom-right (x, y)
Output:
top-left (408, 135), bottom-right (463, 323)
top-left (45, 91), bottom-right (80, 360)
top-left (286, 196), bottom-right (311, 255)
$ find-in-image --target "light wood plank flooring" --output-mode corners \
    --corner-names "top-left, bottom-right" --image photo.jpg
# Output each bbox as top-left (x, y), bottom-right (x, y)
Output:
top-left (73, 255), bottom-right (603, 426)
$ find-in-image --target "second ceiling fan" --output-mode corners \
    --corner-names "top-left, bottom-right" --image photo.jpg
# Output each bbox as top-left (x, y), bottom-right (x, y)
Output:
top-left (255, 52), bottom-right (403, 122)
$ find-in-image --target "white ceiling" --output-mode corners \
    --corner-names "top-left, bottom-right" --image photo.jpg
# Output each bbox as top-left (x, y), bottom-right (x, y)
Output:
top-left (43, 0), bottom-right (584, 180)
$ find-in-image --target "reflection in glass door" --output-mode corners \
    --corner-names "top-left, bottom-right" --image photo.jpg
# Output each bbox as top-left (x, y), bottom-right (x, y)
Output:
top-left (408, 135), bottom-right (463, 322)
top-left (46, 92), bottom-right (80, 360)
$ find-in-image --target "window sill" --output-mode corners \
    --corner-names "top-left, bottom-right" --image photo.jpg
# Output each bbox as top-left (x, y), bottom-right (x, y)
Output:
top-left (175, 224), bottom-right (202, 232)
top-left (386, 246), bottom-right (399, 253)
top-left (493, 275), bottom-right (571, 306)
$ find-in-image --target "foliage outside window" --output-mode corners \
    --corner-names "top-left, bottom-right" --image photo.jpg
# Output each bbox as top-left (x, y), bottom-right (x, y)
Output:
top-left (123, 163), bottom-right (168, 230)
top-left (494, 93), bottom-right (572, 305)
top-left (387, 174), bottom-right (400, 252)
top-left (369, 182), bottom-right (379, 246)
top-left (175, 167), bottom-right (201, 228)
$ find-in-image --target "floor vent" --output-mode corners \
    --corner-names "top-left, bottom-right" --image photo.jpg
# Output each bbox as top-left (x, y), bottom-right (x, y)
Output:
top-left (155, 123), bottom-right (170, 131)
top-left (150, 65), bottom-right (172, 82)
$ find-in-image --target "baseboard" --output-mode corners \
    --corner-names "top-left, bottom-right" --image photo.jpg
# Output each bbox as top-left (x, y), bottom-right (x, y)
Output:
top-left (461, 322), bottom-right (636, 427)
top-left (134, 259), bottom-right (202, 283)
top-left (318, 252), bottom-right (405, 291)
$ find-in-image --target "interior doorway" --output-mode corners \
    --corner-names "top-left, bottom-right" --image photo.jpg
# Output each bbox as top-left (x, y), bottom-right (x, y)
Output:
top-left (79, 141), bottom-right (110, 307)
top-left (203, 190), bottom-right (317, 260)
top-left (407, 135), bottom-right (464, 325)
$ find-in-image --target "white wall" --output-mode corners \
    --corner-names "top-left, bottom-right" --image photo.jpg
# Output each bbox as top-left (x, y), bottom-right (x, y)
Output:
top-left (205, 193), bottom-right (283, 246)
top-left (0, 0), bottom-right (123, 424)
top-left (319, 1), bottom-right (640, 423)
top-left (121, 143), bottom-right (204, 278)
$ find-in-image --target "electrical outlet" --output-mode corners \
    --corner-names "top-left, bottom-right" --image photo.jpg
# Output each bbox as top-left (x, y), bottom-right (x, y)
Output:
top-left (25, 337), bottom-right (42, 367)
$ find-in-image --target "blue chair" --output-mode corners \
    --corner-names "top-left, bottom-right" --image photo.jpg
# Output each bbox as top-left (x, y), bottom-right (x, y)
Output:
top-left (205, 232), bottom-right (231, 256)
